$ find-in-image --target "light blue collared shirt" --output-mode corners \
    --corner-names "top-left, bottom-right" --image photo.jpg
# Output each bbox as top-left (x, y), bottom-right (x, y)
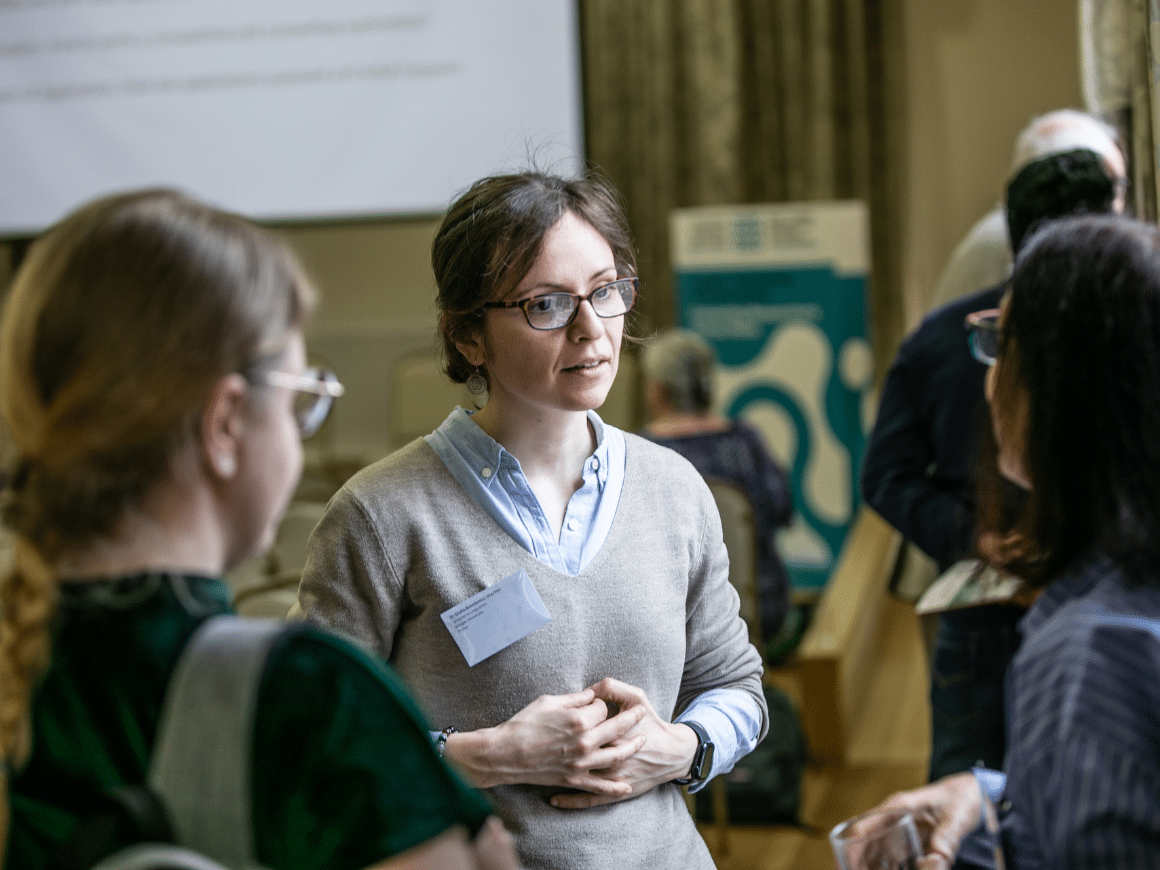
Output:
top-left (426, 407), bottom-right (622, 575)
top-left (425, 408), bottom-right (762, 789)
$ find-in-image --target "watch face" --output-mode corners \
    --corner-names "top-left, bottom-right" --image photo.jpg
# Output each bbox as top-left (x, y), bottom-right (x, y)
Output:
top-left (690, 743), bottom-right (713, 780)
top-left (673, 721), bottom-right (715, 785)
top-left (698, 742), bottom-right (714, 779)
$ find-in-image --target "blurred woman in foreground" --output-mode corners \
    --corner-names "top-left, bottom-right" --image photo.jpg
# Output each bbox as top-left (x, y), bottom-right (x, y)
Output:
top-left (0, 189), bottom-right (516, 870)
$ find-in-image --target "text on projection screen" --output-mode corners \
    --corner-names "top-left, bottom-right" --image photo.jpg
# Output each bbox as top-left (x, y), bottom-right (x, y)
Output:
top-left (0, 0), bottom-right (583, 234)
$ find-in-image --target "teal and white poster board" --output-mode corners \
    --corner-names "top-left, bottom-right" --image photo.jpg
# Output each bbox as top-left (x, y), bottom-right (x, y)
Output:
top-left (670, 202), bottom-right (873, 594)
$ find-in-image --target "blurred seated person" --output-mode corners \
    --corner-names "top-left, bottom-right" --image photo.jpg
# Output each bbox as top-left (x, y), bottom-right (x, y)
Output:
top-left (639, 328), bottom-right (794, 655)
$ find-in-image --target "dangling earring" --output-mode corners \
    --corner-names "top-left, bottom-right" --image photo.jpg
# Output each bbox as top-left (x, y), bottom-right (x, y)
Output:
top-left (466, 366), bottom-right (487, 396)
top-left (215, 453), bottom-right (236, 477)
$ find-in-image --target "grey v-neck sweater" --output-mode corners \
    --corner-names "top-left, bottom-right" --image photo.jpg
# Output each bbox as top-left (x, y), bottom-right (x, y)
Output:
top-left (298, 433), bottom-right (766, 869)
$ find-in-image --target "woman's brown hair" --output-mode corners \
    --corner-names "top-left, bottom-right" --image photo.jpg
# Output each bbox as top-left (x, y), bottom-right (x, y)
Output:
top-left (0, 189), bottom-right (314, 767)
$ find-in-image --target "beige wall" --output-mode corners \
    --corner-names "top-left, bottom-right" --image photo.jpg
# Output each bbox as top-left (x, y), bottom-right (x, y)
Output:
top-left (287, 0), bottom-right (1086, 463)
top-left (276, 217), bottom-right (446, 467)
top-left (900, 0), bottom-right (1082, 327)
top-left (285, 218), bottom-right (444, 329)
top-left (0, 1), bottom-right (1086, 467)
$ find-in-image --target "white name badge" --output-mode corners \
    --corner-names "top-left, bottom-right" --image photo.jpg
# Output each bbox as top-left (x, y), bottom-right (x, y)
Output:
top-left (440, 569), bottom-right (552, 666)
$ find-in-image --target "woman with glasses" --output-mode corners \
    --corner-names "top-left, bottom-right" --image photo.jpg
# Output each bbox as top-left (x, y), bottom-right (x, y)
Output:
top-left (0, 189), bottom-right (517, 870)
top-left (295, 171), bottom-right (767, 870)
top-left (857, 214), bottom-right (1160, 868)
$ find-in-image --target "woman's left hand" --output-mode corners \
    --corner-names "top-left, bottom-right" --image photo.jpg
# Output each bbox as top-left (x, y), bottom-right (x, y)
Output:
top-left (548, 677), bottom-right (699, 809)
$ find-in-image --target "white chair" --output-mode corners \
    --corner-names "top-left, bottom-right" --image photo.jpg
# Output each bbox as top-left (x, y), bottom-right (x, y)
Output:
top-left (704, 476), bottom-right (762, 649)
top-left (233, 575), bottom-right (302, 619)
top-left (691, 477), bottom-right (763, 861)
top-left (268, 500), bottom-right (328, 577)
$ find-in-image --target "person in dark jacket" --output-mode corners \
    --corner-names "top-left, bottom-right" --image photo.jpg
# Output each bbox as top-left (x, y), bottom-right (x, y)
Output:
top-left (860, 148), bottom-right (1119, 780)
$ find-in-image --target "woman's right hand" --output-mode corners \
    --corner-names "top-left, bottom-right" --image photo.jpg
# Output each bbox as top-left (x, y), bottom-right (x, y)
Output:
top-left (444, 688), bottom-right (646, 792)
top-left (874, 771), bottom-right (983, 870)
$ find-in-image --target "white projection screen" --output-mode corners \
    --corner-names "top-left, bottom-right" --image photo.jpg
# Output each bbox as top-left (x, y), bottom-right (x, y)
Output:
top-left (0, 0), bottom-right (583, 235)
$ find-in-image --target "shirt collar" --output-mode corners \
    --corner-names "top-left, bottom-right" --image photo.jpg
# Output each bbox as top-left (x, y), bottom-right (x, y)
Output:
top-left (585, 410), bottom-right (612, 490)
top-left (439, 407), bottom-right (509, 486)
top-left (439, 407), bottom-right (613, 489)
top-left (1020, 550), bottom-right (1109, 639)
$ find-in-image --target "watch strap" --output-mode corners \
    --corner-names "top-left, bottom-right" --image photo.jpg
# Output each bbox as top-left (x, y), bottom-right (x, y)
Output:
top-left (673, 720), bottom-right (714, 786)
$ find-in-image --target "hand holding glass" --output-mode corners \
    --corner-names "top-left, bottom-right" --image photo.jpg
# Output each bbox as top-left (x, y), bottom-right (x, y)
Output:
top-left (830, 807), bottom-right (923, 870)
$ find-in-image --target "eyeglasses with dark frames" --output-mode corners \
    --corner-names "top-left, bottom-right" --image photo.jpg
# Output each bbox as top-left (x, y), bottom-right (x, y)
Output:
top-left (262, 367), bottom-right (345, 438)
top-left (480, 277), bottom-right (639, 331)
top-left (965, 308), bottom-right (1001, 366)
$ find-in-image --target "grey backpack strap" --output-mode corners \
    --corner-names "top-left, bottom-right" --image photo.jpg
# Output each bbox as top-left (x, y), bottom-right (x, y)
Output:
top-left (148, 615), bottom-right (289, 870)
top-left (89, 843), bottom-right (233, 870)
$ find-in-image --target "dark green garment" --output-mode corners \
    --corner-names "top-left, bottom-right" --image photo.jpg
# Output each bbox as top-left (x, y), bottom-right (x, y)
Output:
top-left (6, 573), bottom-right (491, 870)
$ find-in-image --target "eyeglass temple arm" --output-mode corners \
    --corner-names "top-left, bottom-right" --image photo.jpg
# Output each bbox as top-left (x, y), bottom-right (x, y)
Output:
top-left (264, 370), bottom-right (345, 397)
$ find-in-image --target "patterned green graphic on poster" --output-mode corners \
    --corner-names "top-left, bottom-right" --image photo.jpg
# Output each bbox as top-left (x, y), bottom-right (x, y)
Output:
top-left (671, 202), bottom-right (873, 592)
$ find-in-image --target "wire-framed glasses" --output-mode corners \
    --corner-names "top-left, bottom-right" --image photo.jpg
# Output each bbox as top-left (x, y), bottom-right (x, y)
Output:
top-left (262, 367), bottom-right (345, 438)
top-left (480, 277), bottom-right (639, 331)
top-left (965, 308), bottom-right (1002, 366)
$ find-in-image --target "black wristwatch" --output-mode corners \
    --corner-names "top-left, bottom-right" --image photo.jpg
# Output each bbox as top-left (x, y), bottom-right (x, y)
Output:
top-left (673, 721), bottom-right (714, 786)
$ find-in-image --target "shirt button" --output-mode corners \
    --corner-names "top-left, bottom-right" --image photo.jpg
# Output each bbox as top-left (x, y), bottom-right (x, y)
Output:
top-left (567, 519), bottom-right (579, 531)
top-left (591, 457), bottom-right (600, 470)
top-left (481, 467), bottom-right (492, 478)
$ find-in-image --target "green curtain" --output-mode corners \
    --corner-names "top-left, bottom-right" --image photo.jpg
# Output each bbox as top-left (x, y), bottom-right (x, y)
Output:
top-left (581, 0), bottom-right (908, 380)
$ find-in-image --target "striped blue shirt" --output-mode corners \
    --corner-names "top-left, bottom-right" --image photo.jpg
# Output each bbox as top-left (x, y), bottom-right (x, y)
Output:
top-left (425, 408), bottom-right (762, 789)
top-left (965, 551), bottom-right (1160, 868)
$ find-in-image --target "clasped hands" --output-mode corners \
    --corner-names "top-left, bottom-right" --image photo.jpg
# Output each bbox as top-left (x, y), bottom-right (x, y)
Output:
top-left (444, 677), bottom-right (698, 808)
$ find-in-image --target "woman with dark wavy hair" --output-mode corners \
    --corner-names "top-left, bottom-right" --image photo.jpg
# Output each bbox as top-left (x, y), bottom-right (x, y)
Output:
top-left (854, 214), bottom-right (1160, 869)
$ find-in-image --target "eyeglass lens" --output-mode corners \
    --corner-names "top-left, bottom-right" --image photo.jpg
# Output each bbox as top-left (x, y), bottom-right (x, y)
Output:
top-left (259, 367), bottom-right (343, 438)
top-left (292, 368), bottom-right (341, 438)
top-left (293, 391), bottom-right (326, 438)
top-left (966, 314), bottom-right (1000, 366)
top-left (526, 279), bottom-right (636, 330)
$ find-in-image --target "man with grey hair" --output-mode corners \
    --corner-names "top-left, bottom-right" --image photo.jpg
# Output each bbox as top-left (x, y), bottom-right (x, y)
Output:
top-left (929, 108), bottom-right (1127, 309)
